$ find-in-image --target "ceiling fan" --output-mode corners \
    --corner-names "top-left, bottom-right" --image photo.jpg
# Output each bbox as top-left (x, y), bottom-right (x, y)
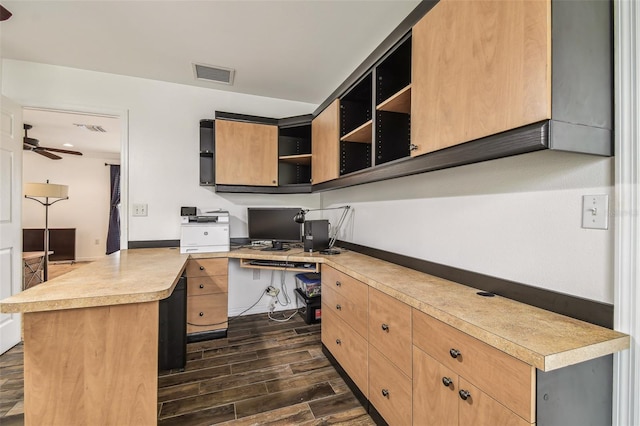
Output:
top-left (23, 124), bottom-right (83, 160)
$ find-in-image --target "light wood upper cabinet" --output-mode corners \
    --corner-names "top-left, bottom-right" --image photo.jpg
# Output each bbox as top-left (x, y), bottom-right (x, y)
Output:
top-left (312, 99), bottom-right (340, 184)
top-left (411, 0), bottom-right (551, 157)
top-left (215, 119), bottom-right (278, 186)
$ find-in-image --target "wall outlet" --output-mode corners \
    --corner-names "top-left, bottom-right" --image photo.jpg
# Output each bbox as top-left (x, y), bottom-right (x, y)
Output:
top-left (132, 203), bottom-right (148, 217)
top-left (266, 286), bottom-right (279, 297)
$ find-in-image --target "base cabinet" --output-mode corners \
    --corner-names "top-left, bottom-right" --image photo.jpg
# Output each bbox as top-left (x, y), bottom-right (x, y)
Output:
top-left (185, 258), bottom-right (228, 340)
top-left (413, 346), bottom-right (531, 426)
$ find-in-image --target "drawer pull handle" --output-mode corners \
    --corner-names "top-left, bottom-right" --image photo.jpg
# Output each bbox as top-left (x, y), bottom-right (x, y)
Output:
top-left (336, 281), bottom-right (342, 287)
top-left (199, 266), bottom-right (205, 271)
top-left (459, 389), bottom-right (471, 401)
top-left (449, 348), bottom-right (461, 359)
top-left (199, 284), bottom-right (204, 289)
top-left (336, 304), bottom-right (342, 310)
top-left (381, 323), bottom-right (389, 332)
top-left (381, 389), bottom-right (389, 398)
top-left (199, 312), bottom-right (204, 317)
top-left (336, 339), bottom-right (342, 345)
top-left (442, 377), bottom-right (453, 387)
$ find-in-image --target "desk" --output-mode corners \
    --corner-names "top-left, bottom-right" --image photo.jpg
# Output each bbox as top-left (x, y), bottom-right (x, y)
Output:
top-left (22, 251), bottom-right (52, 290)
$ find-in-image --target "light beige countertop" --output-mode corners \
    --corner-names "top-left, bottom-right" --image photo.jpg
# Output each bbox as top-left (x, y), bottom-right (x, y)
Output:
top-left (0, 246), bottom-right (629, 372)
top-left (1, 248), bottom-right (188, 313)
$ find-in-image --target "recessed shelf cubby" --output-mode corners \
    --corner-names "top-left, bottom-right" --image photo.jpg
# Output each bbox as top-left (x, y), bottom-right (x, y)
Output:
top-left (278, 121), bottom-right (312, 185)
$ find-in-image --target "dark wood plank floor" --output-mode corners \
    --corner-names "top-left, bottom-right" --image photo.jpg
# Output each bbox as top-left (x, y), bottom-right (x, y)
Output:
top-left (0, 310), bottom-right (374, 425)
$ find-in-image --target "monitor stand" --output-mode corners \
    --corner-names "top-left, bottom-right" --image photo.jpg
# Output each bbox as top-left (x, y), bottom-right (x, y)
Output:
top-left (261, 241), bottom-right (290, 252)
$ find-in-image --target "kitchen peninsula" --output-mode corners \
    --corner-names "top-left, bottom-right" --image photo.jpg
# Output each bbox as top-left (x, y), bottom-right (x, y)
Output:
top-left (0, 247), bottom-right (630, 425)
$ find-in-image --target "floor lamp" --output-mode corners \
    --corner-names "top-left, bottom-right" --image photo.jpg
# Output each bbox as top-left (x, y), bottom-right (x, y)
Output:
top-left (24, 180), bottom-right (69, 282)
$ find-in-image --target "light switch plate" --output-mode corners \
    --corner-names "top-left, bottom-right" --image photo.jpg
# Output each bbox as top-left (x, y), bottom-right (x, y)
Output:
top-left (582, 195), bottom-right (608, 230)
top-left (133, 203), bottom-right (148, 217)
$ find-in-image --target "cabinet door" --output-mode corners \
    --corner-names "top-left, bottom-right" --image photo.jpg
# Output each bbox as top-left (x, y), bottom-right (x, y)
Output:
top-left (215, 119), bottom-right (278, 186)
top-left (368, 288), bottom-right (412, 377)
top-left (413, 346), bottom-right (458, 426)
top-left (321, 303), bottom-right (369, 397)
top-left (369, 346), bottom-right (412, 426)
top-left (311, 99), bottom-right (340, 184)
top-left (458, 378), bottom-right (531, 426)
top-left (411, 0), bottom-right (550, 156)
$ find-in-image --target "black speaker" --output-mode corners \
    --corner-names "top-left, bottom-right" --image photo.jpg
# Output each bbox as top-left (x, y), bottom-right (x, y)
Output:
top-left (303, 220), bottom-right (329, 252)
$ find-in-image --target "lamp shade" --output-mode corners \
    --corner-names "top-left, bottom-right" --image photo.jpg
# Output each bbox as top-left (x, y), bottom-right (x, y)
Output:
top-left (24, 182), bottom-right (69, 198)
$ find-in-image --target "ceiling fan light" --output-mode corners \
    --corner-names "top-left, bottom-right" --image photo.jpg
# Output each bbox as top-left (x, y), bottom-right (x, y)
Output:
top-left (63, 143), bottom-right (73, 147)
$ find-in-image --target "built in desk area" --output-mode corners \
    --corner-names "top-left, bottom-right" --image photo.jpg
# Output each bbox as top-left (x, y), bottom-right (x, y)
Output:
top-left (0, 247), bottom-right (630, 425)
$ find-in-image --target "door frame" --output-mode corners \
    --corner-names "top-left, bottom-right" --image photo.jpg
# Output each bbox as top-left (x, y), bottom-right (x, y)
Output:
top-left (613, 0), bottom-right (639, 424)
top-left (20, 103), bottom-right (129, 251)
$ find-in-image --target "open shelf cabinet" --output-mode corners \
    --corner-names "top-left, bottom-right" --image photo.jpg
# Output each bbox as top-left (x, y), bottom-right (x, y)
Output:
top-left (199, 119), bottom-right (215, 186)
top-left (278, 119), bottom-right (312, 186)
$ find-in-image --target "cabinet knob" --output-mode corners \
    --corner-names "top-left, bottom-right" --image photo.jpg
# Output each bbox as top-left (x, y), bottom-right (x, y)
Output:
top-left (459, 389), bottom-right (471, 401)
top-left (336, 339), bottom-right (342, 345)
top-left (449, 348), bottom-right (461, 359)
top-left (381, 323), bottom-right (389, 332)
top-left (199, 284), bottom-right (204, 289)
top-left (272, 180), bottom-right (276, 184)
top-left (336, 304), bottom-right (342, 311)
top-left (199, 266), bottom-right (205, 271)
top-left (199, 312), bottom-right (204, 317)
top-left (335, 281), bottom-right (342, 287)
top-left (410, 143), bottom-right (419, 151)
top-left (381, 389), bottom-right (389, 398)
top-left (442, 377), bottom-right (453, 387)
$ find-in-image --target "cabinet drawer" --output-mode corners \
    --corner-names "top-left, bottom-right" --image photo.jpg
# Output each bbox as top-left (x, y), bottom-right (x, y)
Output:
top-left (321, 265), bottom-right (367, 306)
top-left (369, 346), bottom-right (412, 426)
top-left (322, 283), bottom-right (367, 338)
top-left (185, 258), bottom-right (228, 277)
top-left (368, 288), bottom-right (412, 377)
top-left (187, 275), bottom-right (228, 295)
top-left (322, 303), bottom-right (368, 397)
top-left (413, 309), bottom-right (535, 423)
top-left (187, 294), bottom-right (228, 333)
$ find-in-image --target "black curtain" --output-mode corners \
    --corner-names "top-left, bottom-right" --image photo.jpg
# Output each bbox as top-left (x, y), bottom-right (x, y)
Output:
top-left (106, 165), bottom-right (121, 255)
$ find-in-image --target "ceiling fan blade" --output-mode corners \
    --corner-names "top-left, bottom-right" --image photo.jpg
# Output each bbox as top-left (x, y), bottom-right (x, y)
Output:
top-left (35, 149), bottom-right (62, 160)
top-left (0, 5), bottom-right (12, 21)
top-left (23, 143), bottom-right (35, 151)
top-left (40, 146), bottom-right (83, 156)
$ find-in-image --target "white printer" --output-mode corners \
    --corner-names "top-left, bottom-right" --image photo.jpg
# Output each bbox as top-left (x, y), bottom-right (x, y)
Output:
top-left (180, 208), bottom-right (230, 254)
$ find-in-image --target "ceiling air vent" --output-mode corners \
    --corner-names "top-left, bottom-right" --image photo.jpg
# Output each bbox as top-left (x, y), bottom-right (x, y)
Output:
top-left (73, 123), bottom-right (106, 132)
top-left (193, 63), bottom-right (235, 85)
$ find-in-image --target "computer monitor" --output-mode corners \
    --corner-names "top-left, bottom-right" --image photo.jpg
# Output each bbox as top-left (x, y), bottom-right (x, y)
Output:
top-left (247, 207), bottom-right (302, 251)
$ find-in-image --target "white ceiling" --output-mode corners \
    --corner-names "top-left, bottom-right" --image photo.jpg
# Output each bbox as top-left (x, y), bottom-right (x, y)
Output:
top-left (1, 0), bottom-right (421, 104)
top-left (3, 0), bottom-right (421, 158)
top-left (23, 108), bottom-right (121, 157)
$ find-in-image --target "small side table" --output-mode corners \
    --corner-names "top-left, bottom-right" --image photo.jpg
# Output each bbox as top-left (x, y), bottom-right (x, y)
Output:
top-left (22, 251), bottom-right (52, 290)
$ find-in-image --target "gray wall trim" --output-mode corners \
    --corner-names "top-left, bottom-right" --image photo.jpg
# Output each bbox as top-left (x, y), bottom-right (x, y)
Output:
top-left (551, 0), bottom-right (613, 131)
top-left (337, 240), bottom-right (614, 329)
top-left (128, 240), bottom-right (180, 249)
top-left (549, 120), bottom-right (613, 156)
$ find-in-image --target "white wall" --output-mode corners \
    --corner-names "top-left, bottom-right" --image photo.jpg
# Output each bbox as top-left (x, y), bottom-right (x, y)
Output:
top-left (2, 59), bottom-right (321, 243)
top-left (3, 59), bottom-right (318, 315)
top-left (3, 59), bottom-right (615, 309)
top-left (22, 153), bottom-right (114, 261)
top-left (322, 150), bottom-right (614, 304)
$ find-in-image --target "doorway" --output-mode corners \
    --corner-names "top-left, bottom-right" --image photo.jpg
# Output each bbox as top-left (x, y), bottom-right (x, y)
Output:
top-left (22, 107), bottom-right (126, 262)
